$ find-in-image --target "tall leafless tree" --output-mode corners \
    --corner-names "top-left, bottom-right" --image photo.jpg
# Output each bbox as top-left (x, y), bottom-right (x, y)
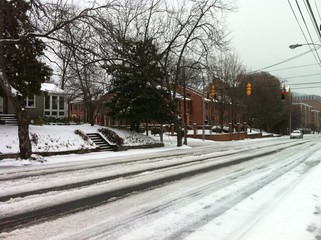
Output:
top-left (92, 0), bottom-right (235, 146)
top-left (238, 72), bottom-right (288, 133)
top-left (209, 52), bottom-right (245, 128)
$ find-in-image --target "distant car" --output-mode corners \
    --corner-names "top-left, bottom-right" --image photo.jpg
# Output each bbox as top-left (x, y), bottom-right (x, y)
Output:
top-left (290, 130), bottom-right (303, 139)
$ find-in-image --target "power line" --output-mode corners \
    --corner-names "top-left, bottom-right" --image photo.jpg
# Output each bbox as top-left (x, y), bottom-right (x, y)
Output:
top-left (288, 81), bottom-right (321, 85)
top-left (288, 0), bottom-right (310, 43)
top-left (296, 0), bottom-right (321, 66)
top-left (291, 85), bottom-right (321, 90)
top-left (305, 0), bottom-right (321, 42)
top-left (287, 0), bottom-right (321, 68)
top-left (267, 63), bottom-right (319, 72)
top-left (253, 1), bottom-right (321, 74)
top-left (281, 72), bottom-right (321, 79)
top-left (314, 0), bottom-right (321, 22)
top-left (252, 47), bottom-right (320, 72)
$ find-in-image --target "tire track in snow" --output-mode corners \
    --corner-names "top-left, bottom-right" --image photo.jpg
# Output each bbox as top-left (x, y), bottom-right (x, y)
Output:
top-left (0, 140), bottom-right (300, 181)
top-left (0, 141), bottom-right (304, 202)
top-left (0, 142), bottom-right (309, 232)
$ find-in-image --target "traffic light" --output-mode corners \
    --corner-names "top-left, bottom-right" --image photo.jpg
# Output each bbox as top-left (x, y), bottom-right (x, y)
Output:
top-left (210, 84), bottom-right (215, 97)
top-left (281, 88), bottom-right (286, 100)
top-left (246, 82), bottom-right (251, 96)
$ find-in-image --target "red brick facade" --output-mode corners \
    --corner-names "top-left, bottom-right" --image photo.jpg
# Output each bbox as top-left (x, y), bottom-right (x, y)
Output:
top-left (176, 86), bottom-right (237, 127)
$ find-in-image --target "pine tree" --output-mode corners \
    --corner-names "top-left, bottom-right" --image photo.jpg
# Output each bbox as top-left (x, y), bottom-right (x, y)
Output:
top-left (3, 0), bottom-right (52, 97)
top-left (0, 0), bottom-right (52, 159)
top-left (106, 38), bottom-right (172, 131)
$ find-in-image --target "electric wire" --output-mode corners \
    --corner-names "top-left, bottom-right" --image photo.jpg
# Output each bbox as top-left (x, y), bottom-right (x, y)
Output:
top-left (304, 0), bottom-right (321, 65)
top-left (253, 0), bottom-right (321, 80)
top-left (252, 46), bottom-right (320, 72)
top-left (296, 0), bottom-right (321, 66)
top-left (267, 63), bottom-right (319, 72)
top-left (287, 0), bottom-right (321, 68)
top-left (314, 0), bottom-right (321, 22)
top-left (305, 0), bottom-right (321, 42)
top-left (282, 72), bottom-right (321, 79)
top-left (288, 0), bottom-right (310, 43)
top-left (291, 85), bottom-right (321, 90)
top-left (287, 81), bottom-right (321, 85)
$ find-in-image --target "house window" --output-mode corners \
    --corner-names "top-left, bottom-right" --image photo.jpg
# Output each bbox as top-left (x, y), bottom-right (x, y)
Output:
top-left (59, 97), bottom-right (64, 110)
top-left (52, 96), bottom-right (58, 109)
top-left (25, 95), bottom-right (36, 108)
top-left (44, 95), bottom-right (65, 117)
top-left (45, 96), bottom-right (50, 109)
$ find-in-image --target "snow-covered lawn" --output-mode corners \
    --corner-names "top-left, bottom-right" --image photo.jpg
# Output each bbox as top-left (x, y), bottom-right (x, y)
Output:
top-left (0, 124), bottom-right (165, 158)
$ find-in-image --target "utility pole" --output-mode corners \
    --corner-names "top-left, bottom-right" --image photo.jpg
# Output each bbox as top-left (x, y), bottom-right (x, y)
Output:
top-left (202, 76), bottom-right (205, 141)
top-left (183, 67), bottom-right (187, 145)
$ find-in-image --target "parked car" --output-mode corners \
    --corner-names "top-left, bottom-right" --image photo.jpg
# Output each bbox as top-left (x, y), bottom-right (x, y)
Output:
top-left (290, 130), bottom-right (303, 139)
top-left (212, 125), bottom-right (229, 133)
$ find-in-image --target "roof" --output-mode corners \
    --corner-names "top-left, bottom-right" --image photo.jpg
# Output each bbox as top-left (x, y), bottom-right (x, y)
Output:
top-left (41, 83), bottom-right (64, 94)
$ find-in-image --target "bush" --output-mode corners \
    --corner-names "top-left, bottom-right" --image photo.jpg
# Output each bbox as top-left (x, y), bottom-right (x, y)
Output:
top-left (212, 126), bottom-right (222, 133)
top-left (99, 128), bottom-right (124, 146)
top-left (151, 128), bottom-right (160, 136)
top-left (30, 133), bottom-right (39, 145)
top-left (31, 117), bottom-right (46, 125)
top-left (74, 129), bottom-right (89, 141)
top-left (44, 116), bottom-right (70, 124)
top-left (151, 127), bottom-right (166, 136)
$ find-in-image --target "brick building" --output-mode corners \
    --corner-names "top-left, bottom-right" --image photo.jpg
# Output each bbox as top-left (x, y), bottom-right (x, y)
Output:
top-left (293, 94), bottom-right (321, 112)
top-left (291, 93), bottom-right (321, 132)
top-left (68, 86), bottom-right (243, 129)
top-left (176, 86), bottom-right (240, 128)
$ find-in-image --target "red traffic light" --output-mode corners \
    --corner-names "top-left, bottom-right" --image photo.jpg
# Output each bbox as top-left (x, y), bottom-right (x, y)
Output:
top-left (281, 89), bottom-right (286, 100)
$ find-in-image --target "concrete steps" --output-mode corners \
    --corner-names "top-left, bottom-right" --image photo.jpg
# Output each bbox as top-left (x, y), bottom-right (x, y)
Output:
top-left (0, 114), bottom-right (17, 126)
top-left (86, 133), bottom-right (113, 151)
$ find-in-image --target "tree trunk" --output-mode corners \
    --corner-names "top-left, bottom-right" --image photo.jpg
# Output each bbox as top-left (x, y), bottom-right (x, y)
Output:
top-left (182, 69), bottom-right (187, 145)
top-left (86, 103), bottom-right (95, 126)
top-left (145, 122), bottom-right (149, 136)
top-left (15, 105), bottom-right (32, 159)
top-left (173, 116), bottom-right (182, 147)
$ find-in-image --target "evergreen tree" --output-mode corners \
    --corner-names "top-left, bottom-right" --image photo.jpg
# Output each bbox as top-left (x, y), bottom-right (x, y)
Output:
top-left (2, 0), bottom-right (52, 97)
top-left (0, 0), bottom-right (52, 159)
top-left (106, 38), bottom-right (172, 131)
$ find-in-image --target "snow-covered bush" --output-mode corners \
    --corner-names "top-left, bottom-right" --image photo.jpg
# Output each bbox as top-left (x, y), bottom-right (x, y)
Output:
top-left (99, 128), bottom-right (124, 146)
top-left (30, 133), bottom-right (39, 145)
top-left (74, 129), bottom-right (89, 141)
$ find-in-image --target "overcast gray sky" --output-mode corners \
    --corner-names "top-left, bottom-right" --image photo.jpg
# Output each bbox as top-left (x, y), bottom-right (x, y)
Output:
top-left (228, 0), bottom-right (321, 96)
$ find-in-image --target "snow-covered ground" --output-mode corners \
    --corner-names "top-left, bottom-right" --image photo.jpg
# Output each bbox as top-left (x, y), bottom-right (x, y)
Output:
top-left (0, 125), bottom-right (321, 239)
top-left (0, 124), bottom-right (163, 158)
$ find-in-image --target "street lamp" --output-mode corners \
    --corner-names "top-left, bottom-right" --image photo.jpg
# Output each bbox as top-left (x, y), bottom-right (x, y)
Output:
top-left (289, 43), bottom-right (321, 49)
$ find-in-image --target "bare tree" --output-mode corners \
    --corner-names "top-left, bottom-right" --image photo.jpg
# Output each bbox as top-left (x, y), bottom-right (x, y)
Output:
top-left (156, 0), bottom-right (235, 146)
top-left (61, 0), bottom-right (235, 146)
top-left (238, 72), bottom-right (288, 133)
top-left (209, 51), bottom-right (245, 128)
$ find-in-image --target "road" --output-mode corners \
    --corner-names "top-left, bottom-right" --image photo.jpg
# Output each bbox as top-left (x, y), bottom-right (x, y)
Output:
top-left (1, 135), bottom-right (321, 239)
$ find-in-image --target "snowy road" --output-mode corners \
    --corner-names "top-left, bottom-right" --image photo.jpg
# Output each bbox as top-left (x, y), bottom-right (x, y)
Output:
top-left (1, 136), bottom-right (321, 239)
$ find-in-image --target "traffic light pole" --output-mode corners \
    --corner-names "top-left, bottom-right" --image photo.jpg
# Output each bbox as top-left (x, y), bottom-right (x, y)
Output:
top-left (289, 93), bottom-right (292, 134)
